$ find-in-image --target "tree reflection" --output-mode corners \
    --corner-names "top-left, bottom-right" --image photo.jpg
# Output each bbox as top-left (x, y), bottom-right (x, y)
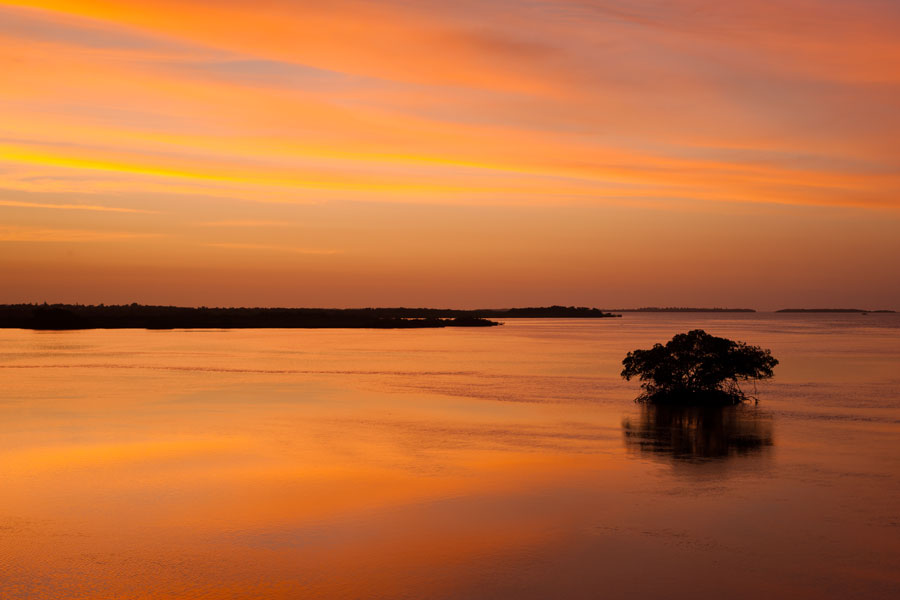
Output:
top-left (622, 404), bottom-right (774, 461)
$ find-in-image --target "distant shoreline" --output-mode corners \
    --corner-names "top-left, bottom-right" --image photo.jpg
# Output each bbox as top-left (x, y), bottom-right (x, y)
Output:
top-left (0, 304), bottom-right (505, 330)
top-left (1, 304), bottom-right (896, 330)
top-left (0, 304), bottom-right (625, 330)
top-left (604, 307), bottom-right (755, 312)
top-left (775, 308), bottom-right (896, 313)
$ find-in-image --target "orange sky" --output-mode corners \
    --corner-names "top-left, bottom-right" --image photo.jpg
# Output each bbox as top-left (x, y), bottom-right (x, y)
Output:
top-left (1, 0), bottom-right (899, 309)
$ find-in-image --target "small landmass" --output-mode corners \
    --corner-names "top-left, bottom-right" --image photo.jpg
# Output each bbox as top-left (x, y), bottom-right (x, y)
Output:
top-left (0, 304), bottom-right (624, 330)
top-left (607, 307), bottom-right (755, 312)
top-left (621, 329), bottom-right (777, 405)
top-left (776, 308), bottom-right (896, 313)
top-left (0, 304), bottom-right (500, 330)
top-left (470, 306), bottom-right (621, 318)
top-left (346, 306), bottom-right (620, 319)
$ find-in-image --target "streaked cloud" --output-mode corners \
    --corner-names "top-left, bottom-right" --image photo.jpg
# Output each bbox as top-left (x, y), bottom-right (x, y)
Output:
top-left (197, 220), bottom-right (291, 228)
top-left (0, 199), bottom-right (157, 213)
top-left (201, 243), bottom-right (340, 255)
top-left (0, 226), bottom-right (161, 242)
top-left (0, 0), bottom-right (898, 307)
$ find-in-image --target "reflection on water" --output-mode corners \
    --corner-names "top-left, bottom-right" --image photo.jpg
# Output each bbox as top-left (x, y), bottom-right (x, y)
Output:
top-left (2, 315), bottom-right (900, 599)
top-left (622, 404), bottom-right (774, 461)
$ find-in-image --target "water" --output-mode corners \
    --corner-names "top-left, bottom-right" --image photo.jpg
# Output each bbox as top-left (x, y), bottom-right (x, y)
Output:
top-left (1, 314), bottom-right (899, 599)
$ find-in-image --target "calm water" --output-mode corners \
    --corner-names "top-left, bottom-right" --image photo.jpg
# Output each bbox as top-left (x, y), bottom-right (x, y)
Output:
top-left (1, 315), bottom-right (899, 599)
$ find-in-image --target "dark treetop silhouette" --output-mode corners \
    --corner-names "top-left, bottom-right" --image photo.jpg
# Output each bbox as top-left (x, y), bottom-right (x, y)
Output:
top-left (621, 329), bottom-right (778, 405)
top-left (0, 304), bottom-right (498, 330)
top-left (0, 304), bottom-right (626, 330)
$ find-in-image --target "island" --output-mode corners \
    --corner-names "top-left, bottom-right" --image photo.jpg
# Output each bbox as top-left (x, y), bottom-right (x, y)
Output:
top-left (606, 307), bottom-right (755, 312)
top-left (379, 306), bottom-right (621, 319)
top-left (0, 304), bottom-right (628, 330)
top-left (776, 308), bottom-right (896, 313)
top-left (621, 329), bottom-right (778, 405)
top-left (0, 304), bottom-right (501, 330)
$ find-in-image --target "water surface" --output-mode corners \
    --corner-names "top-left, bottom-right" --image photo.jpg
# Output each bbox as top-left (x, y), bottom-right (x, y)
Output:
top-left (2, 314), bottom-right (899, 598)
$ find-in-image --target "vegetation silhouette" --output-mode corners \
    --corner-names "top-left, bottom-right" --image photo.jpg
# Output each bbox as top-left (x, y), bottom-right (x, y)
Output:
top-left (0, 304), bottom-right (500, 330)
top-left (776, 308), bottom-right (895, 313)
top-left (608, 307), bottom-right (754, 312)
top-left (622, 404), bottom-right (774, 461)
top-left (621, 329), bottom-right (777, 405)
top-left (0, 304), bottom-right (627, 330)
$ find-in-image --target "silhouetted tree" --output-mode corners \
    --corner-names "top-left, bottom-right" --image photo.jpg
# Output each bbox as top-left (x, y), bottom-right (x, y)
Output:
top-left (621, 329), bottom-right (777, 404)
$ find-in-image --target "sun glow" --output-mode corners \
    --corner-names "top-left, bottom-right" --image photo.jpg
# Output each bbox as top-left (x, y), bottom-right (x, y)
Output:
top-left (1, 0), bottom-right (898, 307)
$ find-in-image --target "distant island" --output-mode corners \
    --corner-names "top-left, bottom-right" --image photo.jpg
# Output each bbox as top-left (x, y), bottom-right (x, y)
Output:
top-left (0, 304), bottom-right (623, 330)
top-left (605, 307), bottom-right (755, 313)
top-left (7, 305), bottom-right (895, 330)
top-left (0, 304), bottom-right (499, 330)
top-left (423, 306), bottom-right (621, 318)
top-left (776, 308), bottom-right (896, 313)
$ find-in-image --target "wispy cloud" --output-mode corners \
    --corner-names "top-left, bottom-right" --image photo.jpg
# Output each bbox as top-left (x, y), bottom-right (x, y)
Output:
top-left (0, 199), bottom-right (157, 213)
top-left (1, 0), bottom-right (899, 307)
top-left (201, 242), bottom-right (339, 255)
top-left (197, 219), bottom-right (291, 227)
top-left (0, 226), bottom-right (161, 242)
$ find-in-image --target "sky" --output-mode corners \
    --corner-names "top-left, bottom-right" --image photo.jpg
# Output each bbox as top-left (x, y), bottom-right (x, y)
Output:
top-left (1, 0), bottom-right (899, 309)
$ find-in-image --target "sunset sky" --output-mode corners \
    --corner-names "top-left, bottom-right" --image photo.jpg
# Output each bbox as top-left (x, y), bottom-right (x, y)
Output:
top-left (2, 0), bottom-right (899, 309)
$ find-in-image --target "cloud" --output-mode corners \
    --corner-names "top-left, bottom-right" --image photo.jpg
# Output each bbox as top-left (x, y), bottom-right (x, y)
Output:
top-left (0, 226), bottom-right (161, 242)
top-left (0, 4), bottom-right (207, 55)
top-left (0, 199), bottom-right (157, 213)
top-left (201, 243), bottom-right (340, 255)
top-left (197, 220), bottom-right (291, 228)
top-left (1, 0), bottom-right (899, 307)
top-left (2, 1), bottom-right (898, 211)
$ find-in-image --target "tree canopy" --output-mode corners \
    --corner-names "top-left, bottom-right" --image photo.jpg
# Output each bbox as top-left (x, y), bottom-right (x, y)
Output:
top-left (621, 329), bottom-right (778, 404)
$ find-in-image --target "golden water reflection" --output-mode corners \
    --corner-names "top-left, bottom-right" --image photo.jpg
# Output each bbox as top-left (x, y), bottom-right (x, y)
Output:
top-left (2, 317), bottom-right (900, 598)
